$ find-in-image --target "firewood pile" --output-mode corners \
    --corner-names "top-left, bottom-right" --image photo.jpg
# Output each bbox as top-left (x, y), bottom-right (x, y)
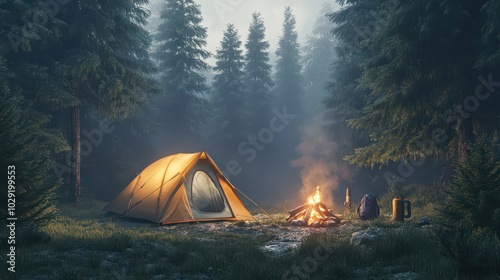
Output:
top-left (286, 187), bottom-right (343, 227)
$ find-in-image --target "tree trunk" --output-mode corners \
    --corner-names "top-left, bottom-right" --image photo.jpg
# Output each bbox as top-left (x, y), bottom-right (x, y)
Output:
top-left (70, 105), bottom-right (81, 203)
top-left (438, 156), bottom-right (452, 190)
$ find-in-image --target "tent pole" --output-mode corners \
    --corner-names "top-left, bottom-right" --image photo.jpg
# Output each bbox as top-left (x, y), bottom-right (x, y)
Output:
top-left (233, 186), bottom-right (271, 217)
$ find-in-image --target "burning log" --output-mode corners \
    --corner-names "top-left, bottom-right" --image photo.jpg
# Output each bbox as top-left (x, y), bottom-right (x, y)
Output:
top-left (317, 202), bottom-right (336, 217)
top-left (286, 186), bottom-right (342, 227)
top-left (313, 203), bottom-right (327, 220)
top-left (286, 203), bottom-right (309, 221)
top-left (303, 204), bottom-right (313, 222)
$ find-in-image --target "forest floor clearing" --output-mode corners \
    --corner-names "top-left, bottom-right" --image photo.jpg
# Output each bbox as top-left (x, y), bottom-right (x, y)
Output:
top-left (0, 193), bottom-right (493, 280)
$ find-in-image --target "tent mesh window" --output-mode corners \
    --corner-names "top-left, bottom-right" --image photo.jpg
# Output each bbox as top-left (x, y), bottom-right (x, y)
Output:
top-left (191, 170), bottom-right (225, 212)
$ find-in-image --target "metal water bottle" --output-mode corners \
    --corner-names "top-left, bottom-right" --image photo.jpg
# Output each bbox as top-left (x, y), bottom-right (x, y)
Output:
top-left (393, 197), bottom-right (411, 221)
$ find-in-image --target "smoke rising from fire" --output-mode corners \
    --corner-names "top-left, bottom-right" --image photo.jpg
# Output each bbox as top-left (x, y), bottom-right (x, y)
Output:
top-left (291, 115), bottom-right (351, 209)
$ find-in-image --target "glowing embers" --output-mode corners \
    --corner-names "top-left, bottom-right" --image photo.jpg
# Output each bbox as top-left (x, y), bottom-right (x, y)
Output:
top-left (287, 186), bottom-right (342, 227)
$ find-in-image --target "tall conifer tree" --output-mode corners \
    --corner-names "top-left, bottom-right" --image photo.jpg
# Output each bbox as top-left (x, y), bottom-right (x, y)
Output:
top-left (344, 0), bottom-right (500, 167)
top-left (324, 0), bottom-right (387, 151)
top-left (0, 58), bottom-right (61, 226)
top-left (244, 12), bottom-right (273, 128)
top-left (212, 24), bottom-right (248, 145)
top-left (53, 0), bottom-right (157, 202)
top-left (275, 7), bottom-right (304, 115)
top-left (302, 3), bottom-right (336, 116)
top-left (154, 0), bottom-right (211, 136)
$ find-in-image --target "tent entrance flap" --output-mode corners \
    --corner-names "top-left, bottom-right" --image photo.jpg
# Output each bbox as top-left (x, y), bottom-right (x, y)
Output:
top-left (191, 171), bottom-right (224, 212)
top-left (185, 159), bottom-right (233, 219)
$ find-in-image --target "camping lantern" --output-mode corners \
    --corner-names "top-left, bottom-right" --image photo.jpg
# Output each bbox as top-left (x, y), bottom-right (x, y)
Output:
top-left (344, 188), bottom-right (351, 209)
top-left (392, 197), bottom-right (411, 221)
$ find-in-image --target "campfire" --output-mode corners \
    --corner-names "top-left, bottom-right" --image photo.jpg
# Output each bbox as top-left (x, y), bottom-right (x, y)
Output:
top-left (287, 186), bottom-right (342, 227)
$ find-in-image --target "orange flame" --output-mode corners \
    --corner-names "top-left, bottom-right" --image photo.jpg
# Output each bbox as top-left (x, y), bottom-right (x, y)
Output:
top-left (308, 186), bottom-right (321, 205)
top-left (307, 186), bottom-right (322, 224)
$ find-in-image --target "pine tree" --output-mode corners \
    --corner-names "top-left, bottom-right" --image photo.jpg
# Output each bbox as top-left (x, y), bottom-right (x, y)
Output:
top-left (1, 1), bottom-right (158, 203)
top-left (1, 0), bottom-right (76, 201)
top-left (0, 0), bottom-right (65, 57)
top-left (52, 0), bottom-right (158, 202)
top-left (244, 12), bottom-right (273, 128)
top-left (274, 7), bottom-right (304, 115)
top-left (344, 0), bottom-right (500, 167)
top-left (0, 58), bottom-right (62, 226)
top-left (0, 0), bottom-right (76, 116)
top-left (440, 135), bottom-right (500, 232)
top-left (324, 0), bottom-right (387, 153)
top-left (154, 0), bottom-right (211, 135)
top-left (302, 3), bottom-right (336, 116)
top-left (212, 24), bottom-right (249, 145)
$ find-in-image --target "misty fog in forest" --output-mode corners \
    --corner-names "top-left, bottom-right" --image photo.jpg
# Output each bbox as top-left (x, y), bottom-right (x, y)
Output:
top-left (0, 0), bottom-right (447, 211)
top-left (71, 0), bottom-right (441, 208)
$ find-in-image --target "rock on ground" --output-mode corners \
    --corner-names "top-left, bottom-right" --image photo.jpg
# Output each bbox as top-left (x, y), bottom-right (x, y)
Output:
top-left (351, 227), bottom-right (386, 246)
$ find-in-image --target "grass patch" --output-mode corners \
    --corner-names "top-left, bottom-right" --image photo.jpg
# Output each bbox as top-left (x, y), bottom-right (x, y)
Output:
top-left (2, 194), bottom-right (499, 280)
top-left (246, 200), bottom-right (290, 215)
top-left (284, 226), bottom-right (460, 280)
top-left (370, 225), bottom-right (430, 261)
top-left (42, 218), bottom-right (133, 251)
top-left (252, 212), bottom-right (290, 227)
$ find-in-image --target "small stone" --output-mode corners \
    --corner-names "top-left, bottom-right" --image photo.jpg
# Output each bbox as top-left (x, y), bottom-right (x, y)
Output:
top-left (310, 221), bottom-right (322, 228)
top-left (415, 217), bottom-right (430, 226)
top-left (323, 220), bottom-right (338, 227)
top-left (351, 227), bottom-right (386, 245)
top-left (290, 219), bottom-right (307, 227)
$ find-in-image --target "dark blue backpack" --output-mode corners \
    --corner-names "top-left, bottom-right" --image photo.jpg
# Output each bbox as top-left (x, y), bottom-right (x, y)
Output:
top-left (357, 193), bottom-right (380, 220)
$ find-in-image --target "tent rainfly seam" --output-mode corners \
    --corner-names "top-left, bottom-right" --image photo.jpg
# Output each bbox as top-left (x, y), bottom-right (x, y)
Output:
top-left (156, 154), bottom-right (177, 218)
top-left (116, 172), bottom-right (183, 222)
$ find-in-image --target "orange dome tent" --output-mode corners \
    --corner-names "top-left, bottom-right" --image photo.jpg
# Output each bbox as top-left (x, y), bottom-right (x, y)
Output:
top-left (104, 151), bottom-right (254, 224)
